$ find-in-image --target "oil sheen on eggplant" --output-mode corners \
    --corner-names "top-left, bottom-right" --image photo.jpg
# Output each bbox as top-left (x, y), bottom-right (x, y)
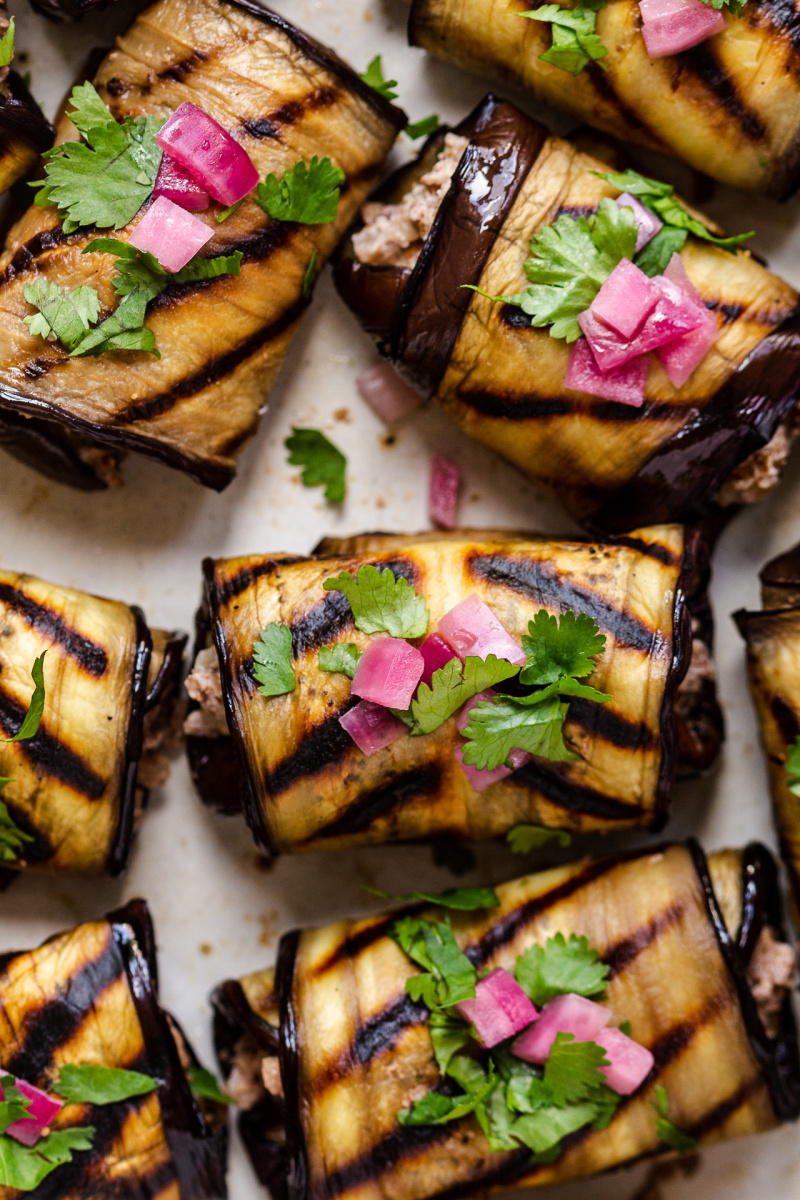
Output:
top-left (0, 0), bottom-right (404, 491)
top-left (334, 96), bottom-right (800, 533)
top-left (211, 841), bottom-right (800, 1200)
top-left (0, 899), bottom-right (228, 1199)
top-left (185, 524), bottom-right (721, 855)
top-left (0, 568), bottom-right (185, 875)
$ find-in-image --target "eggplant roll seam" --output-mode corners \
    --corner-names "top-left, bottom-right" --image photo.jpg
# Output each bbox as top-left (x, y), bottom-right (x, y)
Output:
top-left (334, 95), bottom-right (800, 532)
top-left (211, 841), bottom-right (800, 1200)
top-left (185, 525), bottom-right (722, 855)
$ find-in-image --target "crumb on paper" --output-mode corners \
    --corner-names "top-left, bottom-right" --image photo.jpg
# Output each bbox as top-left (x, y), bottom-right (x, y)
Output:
top-left (376, 497), bottom-right (386, 509)
top-left (382, 433), bottom-right (397, 447)
top-left (258, 911), bottom-right (280, 947)
top-left (334, 407), bottom-right (352, 422)
top-left (199, 942), bottom-right (213, 956)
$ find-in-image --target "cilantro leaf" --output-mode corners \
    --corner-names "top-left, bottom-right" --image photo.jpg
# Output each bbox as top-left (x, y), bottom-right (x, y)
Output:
top-left (0, 794), bottom-right (34, 862)
top-left (431, 842), bottom-right (477, 876)
top-left (256, 157), bottom-right (345, 225)
top-left (399, 1071), bottom-right (495, 1126)
top-left (786, 735), bottom-right (800, 796)
top-left (253, 624), bottom-right (295, 698)
top-left (0, 1081), bottom-right (34, 1134)
top-left (0, 1125), bottom-right (95, 1191)
top-left (56, 1064), bottom-right (158, 1105)
top-left (70, 290), bottom-right (157, 358)
top-left (85, 239), bottom-right (242, 294)
top-left (323, 565), bottom-right (429, 638)
top-left (215, 198), bottom-right (244, 224)
top-left (619, 1020), bottom-right (631, 1037)
top-left (543, 1032), bottom-right (610, 1105)
top-left (1, 652), bottom-right (46, 744)
top-left (187, 1067), bottom-right (233, 1106)
top-left (406, 114), bottom-right (440, 140)
top-left (520, 1), bottom-right (609, 76)
top-left (506, 825), bottom-right (572, 853)
top-left (461, 693), bottom-right (572, 770)
top-left (652, 1085), bottom-right (698, 1152)
top-left (0, 19), bottom-right (15, 69)
top-left (520, 610), bottom-right (606, 686)
top-left (302, 249), bottom-right (319, 300)
top-left (428, 1009), bottom-right (472, 1076)
top-left (392, 915), bottom-right (476, 1008)
top-left (367, 885), bottom-right (499, 910)
top-left (318, 643), bottom-right (361, 678)
top-left (360, 55), bottom-right (398, 101)
top-left (285, 428), bottom-right (347, 504)
top-left (482, 1083), bottom-right (599, 1155)
top-left (599, 169), bottom-right (753, 255)
top-left (516, 932), bottom-right (609, 1007)
top-left (23, 282), bottom-right (102, 352)
top-left (410, 655), bottom-right (519, 735)
top-left (633, 225), bottom-right (688, 277)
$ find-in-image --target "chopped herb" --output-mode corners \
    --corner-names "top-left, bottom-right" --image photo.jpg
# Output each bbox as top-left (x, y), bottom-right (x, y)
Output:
top-left (543, 1032), bottom-right (610, 1105)
top-left (187, 1067), bottom-right (233, 1106)
top-left (507, 825), bottom-right (572, 853)
top-left (0, 18), bottom-right (15, 69)
top-left (253, 624), bottom-right (295, 699)
top-left (516, 933), bottom-right (609, 1008)
top-left (431, 841), bottom-right (477, 876)
top-left (520, 610), bottom-right (606, 686)
top-left (0, 1080), bottom-right (36, 1133)
top-left (0, 1124), bottom-right (95, 1191)
top-left (215, 198), bottom-right (244, 223)
top-left (255, 157), bottom-right (345, 225)
top-left (1, 653), bottom-right (46, 745)
top-left (56, 1064), bottom-right (158, 1105)
top-left (786, 735), bottom-right (800, 796)
top-left (285, 427), bottom-right (347, 503)
top-left (699, 0), bottom-right (746, 12)
top-left (318, 642), bottom-right (361, 678)
top-left (391, 915), bottom-right (476, 1008)
top-left (409, 654), bottom-right (519, 735)
top-left (367, 885), bottom-right (499, 910)
top-left (302, 248), bottom-right (319, 299)
top-left (360, 55), bottom-right (398, 101)
top-left (652, 1085), bottom-right (698, 1153)
top-left (0, 791), bottom-right (34, 863)
top-left (520, 0), bottom-right (609, 76)
top-left (323, 564), bottom-right (429, 639)
top-left (22, 282), bottom-right (101, 352)
top-left (406, 114), bottom-right (440, 140)
top-left (618, 1020), bottom-right (632, 1037)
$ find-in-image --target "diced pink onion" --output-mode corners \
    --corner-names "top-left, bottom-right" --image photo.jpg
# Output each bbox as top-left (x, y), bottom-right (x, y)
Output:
top-left (156, 102), bottom-right (259, 206)
top-left (595, 1027), bottom-right (655, 1095)
top-left (512, 993), bottom-right (611, 1064)
top-left (356, 363), bottom-right (424, 423)
top-left (579, 274), bottom-right (705, 371)
top-left (454, 692), bottom-right (530, 791)
top-left (153, 151), bottom-right (210, 212)
top-left (129, 196), bottom-right (213, 274)
top-left (0, 1071), bottom-right (63, 1147)
top-left (655, 253), bottom-right (719, 386)
top-left (339, 700), bottom-right (407, 756)
top-left (565, 338), bottom-right (649, 407)
top-left (589, 259), bottom-right (661, 340)
top-left (429, 454), bottom-right (461, 530)
top-left (455, 968), bottom-right (538, 1047)
top-left (419, 635), bottom-right (456, 688)
top-left (438, 595), bottom-right (526, 666)
top-left (639, 0), bottom-right (725, 58)
top-left (616, 192), bottom-right (663, 251)
top-left (351, 637), bottom-right (424, 710)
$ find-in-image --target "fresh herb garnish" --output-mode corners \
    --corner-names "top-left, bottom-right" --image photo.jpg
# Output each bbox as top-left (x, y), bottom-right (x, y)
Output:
top-left (392, 915), bottom-right (477, 1008)
top-left (253, 624), bottom-right (295, 699)
top-left (187, 1067), bottom-right (233, 1106)
top-left (22, 282), bottom-right (101, 352)
top-left (516, 932), bottom-right (609, 1008)
top-left (318, 642), bottom-right (361, 678)
top-left (55, 1064), bottom-right (158, 1105)
top-left (0, 653), bottom-right (46, 863)
top-left (786, 735), bottom-right (800, 796)
top-left (409, 655), bottom-right (519, 735)
top-left (0, 1124), bottom-right (95, 1191)
top-left (323, 565), bottom-right (429, 639)
top-left (432, 841), bottom-right (478, 876)
top-left (652, 1085), bottom-right (698, 1152)
top-left (302, 249), bottom-right (319, 299)
top-left (406, 114), bottom-right (440, 140)
top-left (360, 55), bottom-right (399, 101)
top-left (256, 157), bottom-right (345, 225)
top-left (520, 0), bottom-right (608, 76)
top-left (520, 610), bottom-right (606, 685)
top-left (215, 198), bottom-right (244, 224)
top-left (507, 825), bottom-right (572, 853)
top-left (0, 18), bottom-right (15, 69)
top-left (285, 428), bottom-right (347, 503)
top-left (368, 885), bottom-right (499, 910)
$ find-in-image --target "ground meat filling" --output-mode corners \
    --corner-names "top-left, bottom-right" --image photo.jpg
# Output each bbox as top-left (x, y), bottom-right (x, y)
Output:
top-left (718, 411), bottom-right (800, 508)
top-left (746, 925), bottom-right (798, 1037)
top-left (352, 133), bottom-right (470, 269)
top-left (226, 1040), bottom-right (284, 1110)
top-left (184, 647), bottom-right (229, 738)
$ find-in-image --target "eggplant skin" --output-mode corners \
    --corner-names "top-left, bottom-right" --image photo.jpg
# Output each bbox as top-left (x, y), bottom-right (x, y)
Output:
top-left (0, 70), bottom-right (55, 195)
top-left (193, 524), bottom-right (709, 853)
top-left (0, 569), bottom-right (184, 875)
top-left (213, 841), bottom-right (800, 1200)
top-left (0, 0), bottom-right (404, 492)
top-left (0, 899), bottom-right (228, 1199)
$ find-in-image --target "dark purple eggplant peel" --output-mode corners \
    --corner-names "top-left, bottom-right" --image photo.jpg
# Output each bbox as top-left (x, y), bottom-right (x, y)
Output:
top-left (0, 0), bottom-right (55, 193)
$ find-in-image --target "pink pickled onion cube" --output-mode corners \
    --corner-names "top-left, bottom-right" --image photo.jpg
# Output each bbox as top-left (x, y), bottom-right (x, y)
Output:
top-left (357, 363), bottom-right (424, 423)
top-left (656, 306), bottom-right (718, 386)
top-left (419, 634), bottom-right (456, 688)
top-left (157, 101), bottom-right (259, 206)
top-left (589, 258), bottom-right (661, 340)
top-left (639, 0), bottom-right (725, 58)
top-left (454, 691), bottom-right (530, 790)
top-left (596, 1026), bottom-right (655, 1095)
top-left (565, 338), bottom-right (649, 407)
top-left (429, 453), bottom-right (461, 530)
top-left (0, 1072), bottom-right (63, 1147)
top-left (512, 993), bottom-right (612, 1064)
top-left (617, 192), bottom-right (663, 251)
top-left (455, 968), bottom-right (538, 1047)
top-left (129, 196), bottom-right (213, 274)
top-left (579, 274), bottom-right (705, 371)
top-left (153, 151), bottom-right (210, 212)
top-left (662, 251), bottom-right (700, 298)
top-left (351, 637), bottom-right (424, 710)
top-left (339, 700), bottom-right (407, 756)
top-left (438, 595), bottom-right (526, 666)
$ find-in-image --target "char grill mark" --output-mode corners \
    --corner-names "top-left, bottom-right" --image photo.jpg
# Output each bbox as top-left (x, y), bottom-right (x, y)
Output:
top-left (607, 534), bottom-right (678, 567)
top-left (678, 44), bottom-right (767, 141)
top-left (300, 764), bottom-right (441, 841)
top-left (265, 710), bottom-right (353, 797)
top-left (312, 994), bottom-right (429, 1092)
top-left (0, 686), bottom-right (107, 799)
top-left (567, 696), bottom-right (656, 752)
top-left (0, 582), bottom-right (108, 676)
top-left (243, 86), bottom-right (339, 138)
top-left (212, 557), bottom-right (310, 605)
top-left (603, 900), bottom-right (687, 977)
top-left (456, 389), bottom-right (680, 423)
top-left (311, 916), bottom-right (403, 977)
top-left (507, 758), bottom-right (646, 820)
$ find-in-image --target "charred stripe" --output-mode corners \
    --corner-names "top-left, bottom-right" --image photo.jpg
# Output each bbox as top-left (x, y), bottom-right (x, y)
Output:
top-left (0, 582), bottom-right (108, 675)
top-left (607, 534), bottom-right (679, 567)
top-left (212, 557), bottom-right (311, 606)
top-left (311, 915), bottom-right (404, 977)
top-left (302, 764), bottom-right (441, 842)
top-left (0, 686), bottom-right (107, 800)
top-left (243, 87), bottom-right (338, 138)
top-left (509, 757), bottom-right (646, 821)
top-left (312, 994), bottom-right (428, 1092)
top-left (265, 709), bottom-right (353, 797)
top-left (678, 44), bottom-right (767, 141)
top-left (567, 697), bottom-right (657, 752)
top-left (457, 384), bottom-right (682, 424)
top-left (603, 900), bottom-right (687, 978)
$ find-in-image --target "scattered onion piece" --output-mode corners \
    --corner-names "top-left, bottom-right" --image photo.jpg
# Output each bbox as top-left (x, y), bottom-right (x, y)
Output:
top-left (616, 192), bottom-right (663, 251)
top-left (153, 152), bottom-right (210, 212)
top-left (418, 634), bottom-right (456, 688)
top-left (156, 102), bottom-right (259, 206)
top-left (596, 1027), bottom-right (655, 1094)
top-left (579, 275), bottom-right (705, 371)
top-left (0, 1071), bottom-right (63, 1147)
top-left (565, 338), bottom-right (649, 407)
top-left (639, 0), bottom-right (725, 58)
top-left (129, 196), bottom-right (213, 273)
top-left (455, 968), bottom-right (538, 1047)
top-left (429, 453), bottom-right (460, 529)
top-left (438, 595), bottom-right (526, 666)
top-left (351, 637), bottom-right (424, 709)
top-left (590, 259), bottom-right (660, 340)
top-left (454, 691), bottom-right (530, 791)
top-left (356, 362), bottom-right (423, 423)
top-left (339, 700), bottom-right (407, 756)
top-left (512, 993), bottom-right (611, 1064)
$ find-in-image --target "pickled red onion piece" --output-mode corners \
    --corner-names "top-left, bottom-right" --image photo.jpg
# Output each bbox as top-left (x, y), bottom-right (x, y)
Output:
top-left (579, 275), bottom-right (705, 371)
top-left (455, 968), bottom-right (538, 1047)
top-left (596, 1027), bottom-right (655, 1094)
top-left (419, 634), bottom-right (456, 687)
top-left (655, 252), bottom-right (718, 385)
top-left (356, 363), bottom-right (423, 423)
top-left (153, 152), bottom-right (210, 212)
top-left (565, 338), bottom-right (649, 407)
top-left (512, 993), bottom-right (611, 1063)
top-left (339, 700), bottom-right (406, 755)
top-left (0, 1072), bottom-right (63, 1147)
top-left (156, 102), bottom-right (259, 206)
top-left (616, 192), bottom-right (663, 251)
top-left (438, 595), bottom-right (526, 665)
top-left (589, 259), bottom-right (661, 339)
top-left (350, 637), bottom-right (424, 709)
top-left (639, 0), bottom-right (725, 58)
top-left (429, 453), bottom-right (460, 529)
top-left (129, 197), bottom-right (213, 273)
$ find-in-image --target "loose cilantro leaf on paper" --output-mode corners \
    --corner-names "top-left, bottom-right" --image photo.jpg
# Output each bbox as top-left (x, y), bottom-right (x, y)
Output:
top-left (520, 0), bottom-right (609, 76)
top-left (410, 655), bottom-right (519, 735)
top-left (360, 55), bottom-right (398, 101)
top-left (516, 932), bottom-right (609, 1008)
top-left (318, 642), bottom-right (361, 678)
top-left (0, 1125), bottom-right (95, 1191)
top-left (253, 624), bottom-right (295, 698)
top-left (391, 915), bottom-right (476, 1008)
top-left (187, 1067), bottom-right (233, 1106)
top-left (56, 1064), bottom-right (158, 1105)
top-left (406, 114), bottom-right (440, 140)
top-left (302, 249), bottom-right (319, 299)
top-left (0, 19), bottom-right (15, 69)
top-left (1, 653), bottom-right (46, 744)
top-left (652, 1085), bottom-right (698, 1153)
top-left (367, 885), bottom-right (499, 910)
top-left (786, 735), bottom-right (800, 796)
top-left (507, 825), bottom-right (572, 853)
top-left (285, 428), bottom-right (347, 504)
top-left (520, 610), bottom-right (606, 686)
top-left (256, 157), bottom-right (345, 225)
top-left (432, 841), bottom-right (477, 876)
top-left (323, 565), bottom-right (429, 638)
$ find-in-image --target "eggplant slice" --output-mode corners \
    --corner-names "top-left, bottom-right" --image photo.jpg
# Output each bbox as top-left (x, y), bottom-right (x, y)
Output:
top-left (0, 899), bottom-right (228, 1198)
top-left (0, 567), bottom-right (185, 875)
top-left (185, 524), bottom-right (722, 856)
top-left (0, 0), bottom-right (55, 195)
top-left (334, 96), bottom-right (800, 533)
top-left (0, 0), bottom-right (404, 491)
top-left (735, 542), bottom-right (800, 922)
top-left (211, 840), bottom-right (800, 1200)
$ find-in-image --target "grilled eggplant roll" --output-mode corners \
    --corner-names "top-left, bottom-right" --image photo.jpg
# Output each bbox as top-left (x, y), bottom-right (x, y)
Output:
top-left (0, 568), bottom-right (185, 875)
top-left (0, 899), bottom-right (228, 1197)
top-left (334, 96), bottom-right (800, 532)
top-left (211, 841), bottom-right (800, 1199)
top-left (0, 0), bottom-right (403, 491)
top-left (185, 524), bottom-right (722, 855)
top-left (734, 542), bottom-right (800, 921)
top-left (408, 0), bottom-right (800, 198)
